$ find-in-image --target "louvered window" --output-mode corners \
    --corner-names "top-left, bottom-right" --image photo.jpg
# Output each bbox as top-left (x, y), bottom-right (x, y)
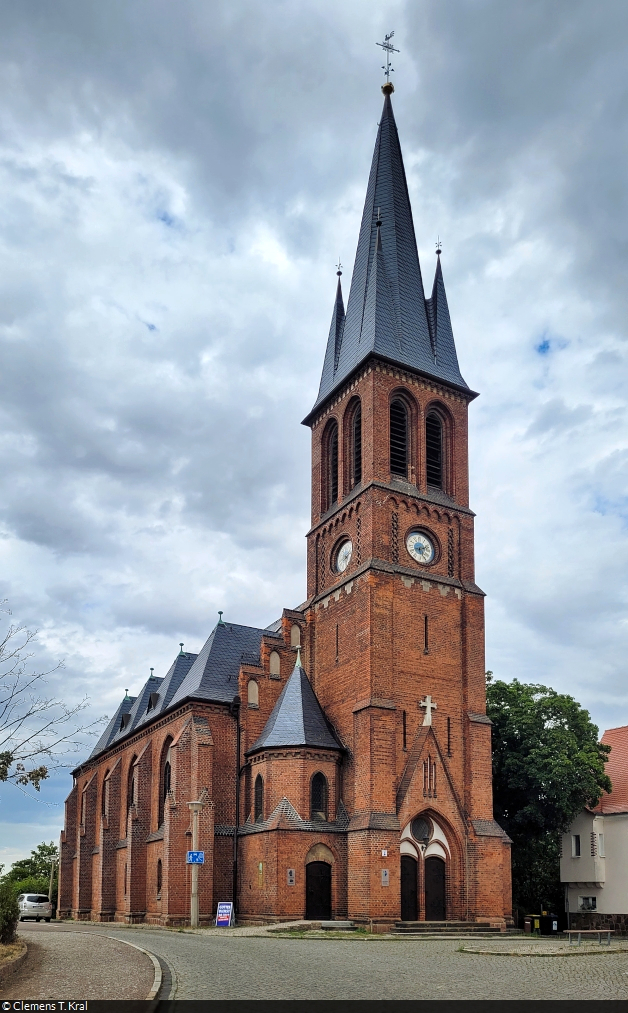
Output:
top-left (327, 422), bottom-right (339, 507)
top-left (426, 412), bottom-right (443, 488)
top-left (352, 404), bottom-right (362, 487)
top-left (254, 774), bottom-right (264, 822)
top-left (390, 399), bottom-right (408, 477)
top-left (311, 772), bottom-right (328, 821)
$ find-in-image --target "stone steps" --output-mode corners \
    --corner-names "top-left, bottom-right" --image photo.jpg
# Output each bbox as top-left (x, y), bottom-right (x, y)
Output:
top-left (393, 921), bottom-right (500, 935)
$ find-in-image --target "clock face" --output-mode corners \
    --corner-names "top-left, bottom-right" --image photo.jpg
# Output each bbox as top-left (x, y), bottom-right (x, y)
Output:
top-left (406, 531), bottom-right (435, 565)
top-left (336, 539), bottom-right (353, 573)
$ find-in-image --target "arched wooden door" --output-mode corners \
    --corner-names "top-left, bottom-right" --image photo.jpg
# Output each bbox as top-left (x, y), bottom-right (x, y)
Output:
top-left (306, 861), bottom-right (331, 919)
top-left (400, 855), bottom-right (418, 921)
top-left (425, 856), bottom-right (446, 920)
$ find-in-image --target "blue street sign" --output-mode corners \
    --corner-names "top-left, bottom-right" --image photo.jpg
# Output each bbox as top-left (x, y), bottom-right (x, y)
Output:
top-left (186, 850), bottom-right (205, 864)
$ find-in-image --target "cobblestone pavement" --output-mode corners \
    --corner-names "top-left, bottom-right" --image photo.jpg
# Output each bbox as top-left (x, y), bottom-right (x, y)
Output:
top-left (10, 922), bottom-right (628, 1001)
top-left (1, 924), bottom-right (155, 1001)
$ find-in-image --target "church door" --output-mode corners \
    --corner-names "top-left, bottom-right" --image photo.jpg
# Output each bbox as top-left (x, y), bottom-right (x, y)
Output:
top-left (400, 855), bottom-right (418, 921)
top-left (306, 861), bottom-right (331, 919)
top-left (424, 856), bottom-right (446, 920)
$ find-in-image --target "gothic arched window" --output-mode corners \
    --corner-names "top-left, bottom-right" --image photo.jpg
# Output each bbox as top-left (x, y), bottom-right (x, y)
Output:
top-left (158, 738), bottom-right (173, 827)
top-left (310, 772), bottom-right (328, 821)
top-left (325, 420), bottom-right (339, 509)
top-left (352, 402), bottom-right (362, 488)
top-left (126, 757), bottom-right (137, 813)
top-left (426, 412), bottom-right (443, 489)
top-left (156, 859), bottom-right (163, 899)
top-left (248, 680), bottom-right (259, 707)
top-left (101, 771), bottom-right (110, 819)
top-left (254, 774), bottom-right (264, 823)
top-left (269, 650), bottom-right (281, 677)
top-left (390, 399), bottom-right (408, 478)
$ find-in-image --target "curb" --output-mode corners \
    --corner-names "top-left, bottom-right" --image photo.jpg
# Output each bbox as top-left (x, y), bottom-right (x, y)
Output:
top-left (460, 945), bottom-right (628, 957)
top-left (0, 942), bottom-right (28, 984)
top-left (103, 935), bottom-right (162, 1000)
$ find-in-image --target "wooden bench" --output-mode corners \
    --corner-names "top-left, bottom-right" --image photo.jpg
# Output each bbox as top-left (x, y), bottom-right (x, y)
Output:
top-left (565, 929), bottom-right (614, 946)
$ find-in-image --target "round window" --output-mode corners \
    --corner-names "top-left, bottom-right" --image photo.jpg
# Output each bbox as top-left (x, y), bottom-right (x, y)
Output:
top-left (411, 816), bottom-right (432, 844)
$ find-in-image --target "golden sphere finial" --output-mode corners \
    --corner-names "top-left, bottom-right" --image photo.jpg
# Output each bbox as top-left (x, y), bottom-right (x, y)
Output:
top-left (381, 81), bottom-right (395, 95)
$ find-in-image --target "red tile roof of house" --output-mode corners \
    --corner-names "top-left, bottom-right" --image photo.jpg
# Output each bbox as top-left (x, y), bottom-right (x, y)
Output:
top-left (594, 725), bottom-right (628, 814)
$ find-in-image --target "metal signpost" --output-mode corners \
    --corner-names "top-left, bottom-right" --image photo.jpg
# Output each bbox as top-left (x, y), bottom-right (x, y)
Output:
top-left (187, 800), bottom-right (204, 928)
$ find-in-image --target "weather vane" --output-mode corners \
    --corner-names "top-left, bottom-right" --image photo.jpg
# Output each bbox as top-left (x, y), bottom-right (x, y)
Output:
top-left (436, 237), bottom-right (442, 255)
top-left (336, 258), bottom-right (343, 277)
top-left (376, 31), bottom-right (399, 83)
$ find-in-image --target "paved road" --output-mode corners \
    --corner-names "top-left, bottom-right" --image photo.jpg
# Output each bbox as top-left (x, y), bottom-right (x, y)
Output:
top-left (10, 922), bottom-right (628, 1001)
top-left (2, 923), bottom-right (155, 1001)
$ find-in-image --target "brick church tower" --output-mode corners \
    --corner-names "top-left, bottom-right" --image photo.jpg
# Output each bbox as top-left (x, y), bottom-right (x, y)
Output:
top-left (58, 81), bottom-right (511, 931)
top-left (298, 81), bottom-right (512, 925)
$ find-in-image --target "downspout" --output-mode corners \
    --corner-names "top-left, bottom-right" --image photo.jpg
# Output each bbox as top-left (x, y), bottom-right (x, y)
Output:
top-left (230, 694), bottom-right (241, 919)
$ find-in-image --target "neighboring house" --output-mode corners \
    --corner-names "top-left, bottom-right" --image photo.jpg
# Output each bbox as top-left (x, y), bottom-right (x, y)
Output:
top-left (561, 725), bottom-right (628, 931)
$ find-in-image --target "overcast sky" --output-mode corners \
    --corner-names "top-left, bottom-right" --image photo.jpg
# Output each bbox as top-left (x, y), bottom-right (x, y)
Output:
top-left (1, 0), bottom-right (627, 865)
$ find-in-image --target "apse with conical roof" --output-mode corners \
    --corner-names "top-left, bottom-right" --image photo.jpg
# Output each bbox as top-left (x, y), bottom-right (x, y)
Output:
top-left (309, 84), bottom-right (468, 420)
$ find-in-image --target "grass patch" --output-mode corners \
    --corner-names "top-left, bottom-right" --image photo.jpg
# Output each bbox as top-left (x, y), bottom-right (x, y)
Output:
top-left (0, 941), bottom-right (24, 966)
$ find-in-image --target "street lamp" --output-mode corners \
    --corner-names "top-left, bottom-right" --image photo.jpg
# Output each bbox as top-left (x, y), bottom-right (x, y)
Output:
top-left (188, 800), bottom-right (204, 928)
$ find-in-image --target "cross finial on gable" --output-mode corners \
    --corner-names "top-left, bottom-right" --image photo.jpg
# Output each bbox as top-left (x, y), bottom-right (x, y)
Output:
top-left (420, 695), bottom-right (437, 726)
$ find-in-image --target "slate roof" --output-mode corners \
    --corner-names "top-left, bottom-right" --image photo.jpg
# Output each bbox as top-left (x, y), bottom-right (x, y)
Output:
top-left (108, 675), bottom-right (163, 749)
top-left (307, 91), bottom-right (470, 421)
top-left (247, 659), bottom-right (343, 754)
top-left (594, 725), bottom-right (628, 814)
top-left (89, 693), bottom-right (137, 758)
top-left (169, 621), bottom-right (281, 709)
top-left (133, 651), bottom-right (197, 731)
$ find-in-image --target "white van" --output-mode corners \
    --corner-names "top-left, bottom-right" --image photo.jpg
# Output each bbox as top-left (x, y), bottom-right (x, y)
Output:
top-left (17, 893), bottom-right (52, 922)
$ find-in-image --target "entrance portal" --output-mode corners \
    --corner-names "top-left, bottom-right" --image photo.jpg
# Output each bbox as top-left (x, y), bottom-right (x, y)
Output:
top-left (400, 855), bottom-right (418, 921)
top-left (305, 861), bottom-right (331, 919)
top-left (425, 856), bottom-right (446, 920)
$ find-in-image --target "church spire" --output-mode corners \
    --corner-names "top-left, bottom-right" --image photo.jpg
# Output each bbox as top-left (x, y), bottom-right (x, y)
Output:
top-left (307, 88), bottom-right (469, 420)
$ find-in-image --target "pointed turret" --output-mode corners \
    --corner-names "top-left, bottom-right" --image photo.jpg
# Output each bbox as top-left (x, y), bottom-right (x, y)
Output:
top-left (307, 88), bottom-right (469, 420)
top-left (315, 272), bottom-right (345, 406)
top-left (425, 250), bottom-right (465, 383)
top-left (246, 656), bottom-right (343, 754)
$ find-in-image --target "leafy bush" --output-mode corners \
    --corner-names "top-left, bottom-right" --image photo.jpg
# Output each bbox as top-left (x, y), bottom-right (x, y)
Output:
top-left (0, 879), bottom-right (19, 944)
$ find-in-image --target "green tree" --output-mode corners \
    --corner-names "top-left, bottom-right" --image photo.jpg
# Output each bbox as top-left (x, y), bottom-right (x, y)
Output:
top-left (486, 675), bottom-right (611, 918)
top-left (4, 842), bottom-right (58, 884)
top-left (1, 842), bottom-right (59, 905)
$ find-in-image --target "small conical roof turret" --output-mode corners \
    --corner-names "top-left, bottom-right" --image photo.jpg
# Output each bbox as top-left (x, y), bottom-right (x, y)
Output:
top-left (425, 249), bottom-right (464, 381)
top-left (315, 269), bottom-right (345, 407)
top-left (246, 655), bottom-right (342, 754)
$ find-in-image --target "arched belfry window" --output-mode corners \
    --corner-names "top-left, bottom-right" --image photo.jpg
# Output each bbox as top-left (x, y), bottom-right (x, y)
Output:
top-left (325, 420), bottom-right (339, 509)
top-left (426, 412), bottom-right (443, 489)
top-left (352, 402), bottom-right (362, 488)
top-left (311, 772), bottom-right (328, 821)
top-left (254, 774), bottom-right (264, 822)
top-left (390, 399), bottom-right (408, 478)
